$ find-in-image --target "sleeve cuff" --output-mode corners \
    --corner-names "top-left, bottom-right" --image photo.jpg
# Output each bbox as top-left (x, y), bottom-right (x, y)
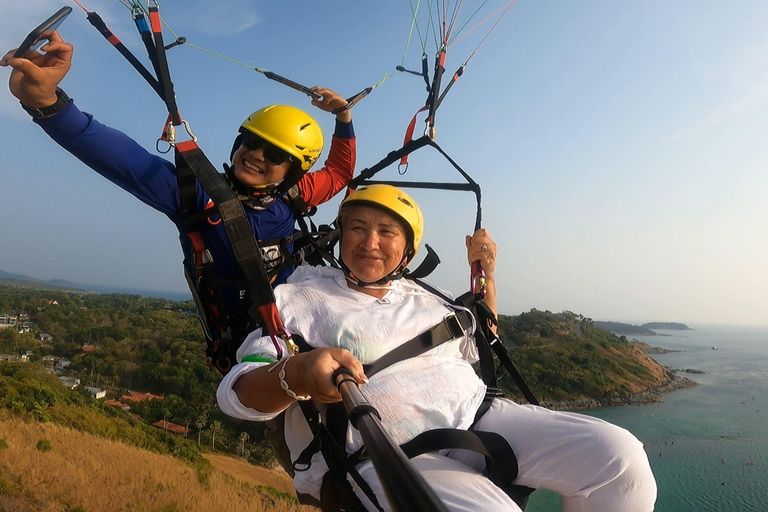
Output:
top-left (35, 100), bottom-right (91, 139)
top-left (333, 119), bottom-right (354, 139)
top-left (216, 361), bottom-right (283, 421)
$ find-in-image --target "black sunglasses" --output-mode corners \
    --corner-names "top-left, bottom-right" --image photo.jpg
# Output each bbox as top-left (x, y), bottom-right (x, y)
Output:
top-left (241, 131), bottom-right (293, 166)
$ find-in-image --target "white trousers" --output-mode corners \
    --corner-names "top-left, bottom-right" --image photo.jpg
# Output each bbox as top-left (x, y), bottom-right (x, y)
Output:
top-left (356, 399), bottom-right (657, 512)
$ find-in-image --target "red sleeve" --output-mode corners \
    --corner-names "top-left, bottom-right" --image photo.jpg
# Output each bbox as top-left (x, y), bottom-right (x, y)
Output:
top-left (297, 135), bottom-right (356, 207)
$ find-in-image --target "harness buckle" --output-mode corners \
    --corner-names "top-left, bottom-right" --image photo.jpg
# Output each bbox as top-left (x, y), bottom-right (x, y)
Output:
top-left (443, 312), bottom-right (464, 340)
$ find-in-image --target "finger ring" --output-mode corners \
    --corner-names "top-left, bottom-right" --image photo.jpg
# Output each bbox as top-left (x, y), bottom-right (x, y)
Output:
top-left (481, 243), bottom-right (488, 252)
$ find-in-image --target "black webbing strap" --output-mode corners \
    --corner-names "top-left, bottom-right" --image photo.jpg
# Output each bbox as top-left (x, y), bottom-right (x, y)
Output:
top-left (417, 281), bottom-right (541, 406)
top-left (349, 137), bottom-right (483, 232)
top-left (175, 141), bottom-right (277, 321)
top-left (131, 10), bottom-right (162, 83)
top-left (83, 11), bottom-right (163, 98)
top-left (148, 5), bottom-right (181, 125)
top-left (425, 49), bottom-right (447, 132)
top-left (402, 244), bottom-right (441, 280)
top-left (362, 310), bottom-right (473, 378)
top-left (348, 136), bottom-right (432, 188)
top-left (492, 339), bottom-right (539, 406)
top-left (401, 428), bottom-right (519, 484)
top-left (294, 401), bottom-right (385, 512)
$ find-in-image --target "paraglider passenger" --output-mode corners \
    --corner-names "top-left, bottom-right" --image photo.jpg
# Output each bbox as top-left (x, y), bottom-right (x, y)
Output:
top-left (2, 32), bottom-right (356, 371)
top-left (217, 184), bottom-right (658, 511)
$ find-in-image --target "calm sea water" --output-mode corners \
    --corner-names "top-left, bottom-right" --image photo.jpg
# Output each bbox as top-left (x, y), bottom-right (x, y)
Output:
top-left (525, 325), bottom-right (768, 512)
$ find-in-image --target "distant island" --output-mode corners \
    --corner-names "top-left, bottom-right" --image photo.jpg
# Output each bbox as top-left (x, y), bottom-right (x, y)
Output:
top-left (640, 322), bottom-right (693, 331)
top-left (593, 321), bottom-right (693, 335)
top-left (593, 321), bottom-right (656, 335)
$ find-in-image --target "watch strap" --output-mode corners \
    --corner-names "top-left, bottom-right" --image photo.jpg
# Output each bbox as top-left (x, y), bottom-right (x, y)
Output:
top-left (21, 88), bottom-right (71, 119)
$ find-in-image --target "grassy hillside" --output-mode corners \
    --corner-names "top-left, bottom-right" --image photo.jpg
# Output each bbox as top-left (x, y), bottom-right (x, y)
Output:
top-left (0, 412), bottom-right (312, 512)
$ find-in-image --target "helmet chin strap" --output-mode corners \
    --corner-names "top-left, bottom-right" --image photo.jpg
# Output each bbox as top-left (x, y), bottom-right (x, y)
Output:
top-left (339, 253), bottom-right (412, 288)
top-left (223, 163), bottom-right (283, 209)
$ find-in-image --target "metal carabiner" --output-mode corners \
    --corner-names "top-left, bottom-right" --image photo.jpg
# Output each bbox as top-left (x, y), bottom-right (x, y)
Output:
top-left (181, 119), bottom-right (198, 143)
top-left (155, 120), bottom-right (175, 153)
top-left (271, 326), bottom-right (299, 357)
top-left (471, 263), bottom-right (487, 299)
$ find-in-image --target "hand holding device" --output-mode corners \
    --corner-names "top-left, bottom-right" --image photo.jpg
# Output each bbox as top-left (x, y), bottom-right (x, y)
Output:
top-left (13, 6), bottom-right (72, 58)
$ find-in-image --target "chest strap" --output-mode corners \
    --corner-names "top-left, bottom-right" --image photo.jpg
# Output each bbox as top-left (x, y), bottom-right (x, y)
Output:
top-left (362, 310), bottom-right (473, 378)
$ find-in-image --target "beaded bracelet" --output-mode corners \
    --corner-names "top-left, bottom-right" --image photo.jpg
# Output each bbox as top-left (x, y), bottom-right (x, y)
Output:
top-left (268, 356), bottom-right (311, 401)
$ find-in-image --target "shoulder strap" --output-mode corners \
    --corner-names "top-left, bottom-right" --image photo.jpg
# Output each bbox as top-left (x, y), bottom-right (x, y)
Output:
top-left (174, 141), bottom-right (292, 354)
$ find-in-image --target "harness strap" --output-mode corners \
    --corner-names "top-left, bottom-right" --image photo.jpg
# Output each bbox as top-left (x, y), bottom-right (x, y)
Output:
top-left (175, 141), bottom-right (287, 348)
top-left (474, 301), bottom-right (540, 406)
top-left (402, 428), bottom-right (519, 483)
top-left (294, 401), bottom-right (385, 512)
top-left (82, 10), bottom-right (163, 98)
top-left (418, 281), bottom-right (541, 405)
top-left (363, 310), bottom-right (473, 378)
top-left (402, 243), bottom-right (441, 280)
top-left (148, 4), bottom-right (181, 125)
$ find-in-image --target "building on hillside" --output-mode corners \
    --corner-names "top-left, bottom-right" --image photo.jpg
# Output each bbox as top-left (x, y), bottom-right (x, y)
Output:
top-left (17, 325), bottom-right (31, 334)
top-left (0, 353), bottom-right (28, 362)
top-left (104, 400), bottom-right (131, 411)
top-left (120, 391), bottom-right (163, 403)
top-left (0, 314), bottom-right (18, 328)
top-left (59, 376), bottom-right (80, 389)
top-left (152, 420), bottom-right (190, 436)
top-left (85, 386), bottom-right (107, 399)
top-left (39, 333), bottom-right (53, 341)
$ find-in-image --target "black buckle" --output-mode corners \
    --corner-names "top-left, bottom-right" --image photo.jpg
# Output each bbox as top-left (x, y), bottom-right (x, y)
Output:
top-left (443, 312), bottom-right (464, 340)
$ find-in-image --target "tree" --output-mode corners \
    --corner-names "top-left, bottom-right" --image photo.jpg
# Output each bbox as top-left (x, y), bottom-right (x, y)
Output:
top-left (195, 412), bottom-right (208, 445)
top-left (210, 420), bottom-right (221, 450)
top-left (237, 432), bottom-right (249, 459)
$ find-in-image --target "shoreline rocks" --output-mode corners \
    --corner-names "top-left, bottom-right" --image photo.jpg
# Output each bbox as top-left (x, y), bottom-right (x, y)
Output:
top-left (541, 371), bottom-right (698, 411)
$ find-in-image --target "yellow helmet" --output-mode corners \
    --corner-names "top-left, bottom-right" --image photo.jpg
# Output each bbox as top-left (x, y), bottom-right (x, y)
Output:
top-left (239, 105), bottom-right (324, 191)
top-left (339, 184), bottom-right (424, 261)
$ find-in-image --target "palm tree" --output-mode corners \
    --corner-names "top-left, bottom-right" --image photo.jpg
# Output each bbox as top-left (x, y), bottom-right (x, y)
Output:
top-left (195, 412), bottom-right (208, 445)
top-left (238, 432), bottom-right (249, 458)
top-left (210, 420), bottom-right (221, 450)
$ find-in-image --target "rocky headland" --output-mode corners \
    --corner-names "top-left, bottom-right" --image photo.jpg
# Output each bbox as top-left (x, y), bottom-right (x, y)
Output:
top-left (541, 368), bottom-right (698, 411)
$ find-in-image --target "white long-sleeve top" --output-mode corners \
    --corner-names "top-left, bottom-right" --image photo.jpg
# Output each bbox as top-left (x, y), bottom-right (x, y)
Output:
top-left (217, 265), bottom-right (486, 499)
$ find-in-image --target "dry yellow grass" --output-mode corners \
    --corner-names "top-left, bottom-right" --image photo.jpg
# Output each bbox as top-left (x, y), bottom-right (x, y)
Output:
top-left (0, 415), bottom-right (315, 512)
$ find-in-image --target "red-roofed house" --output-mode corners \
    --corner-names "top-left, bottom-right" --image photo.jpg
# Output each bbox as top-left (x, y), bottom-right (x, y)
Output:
top-left (104, 400), bottom-right (130, 411)
top-left (152, 420), bottom-right (190, 436)
top-left (120, 391), bottom-right (163, 403)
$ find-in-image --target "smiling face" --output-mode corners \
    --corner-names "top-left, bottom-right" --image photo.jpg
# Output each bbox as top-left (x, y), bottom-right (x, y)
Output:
top-left (340, 205), bottom-right (410, 296)
top-left (231, 143), bottom-right (292, 189)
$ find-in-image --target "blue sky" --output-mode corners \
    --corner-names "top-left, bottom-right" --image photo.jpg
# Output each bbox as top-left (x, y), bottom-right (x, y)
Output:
top-left (2, 1), bottom-right (767, 327)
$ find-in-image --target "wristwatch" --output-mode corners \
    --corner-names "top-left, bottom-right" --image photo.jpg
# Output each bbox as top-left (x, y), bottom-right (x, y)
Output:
top-left (20, 88), bottom-right (71, 119)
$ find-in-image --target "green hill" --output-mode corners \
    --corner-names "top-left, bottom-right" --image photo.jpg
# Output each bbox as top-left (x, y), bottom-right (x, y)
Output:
top-left (1, 284), bottom-right (685, 441)
top-left (497, 310), bottom-right (675, 404)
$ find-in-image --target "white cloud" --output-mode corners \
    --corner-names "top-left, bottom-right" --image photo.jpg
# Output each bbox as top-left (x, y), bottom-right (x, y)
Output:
top-left (166, 0), bottom-right (260, 36)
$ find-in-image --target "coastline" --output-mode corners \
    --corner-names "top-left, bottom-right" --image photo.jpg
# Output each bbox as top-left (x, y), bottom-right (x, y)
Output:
top-left (541, 369), bottom-right (698, 411)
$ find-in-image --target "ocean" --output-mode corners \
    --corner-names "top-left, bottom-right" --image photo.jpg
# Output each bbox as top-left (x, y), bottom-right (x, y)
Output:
top-left (525, 325), bottom-right (768, 512)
